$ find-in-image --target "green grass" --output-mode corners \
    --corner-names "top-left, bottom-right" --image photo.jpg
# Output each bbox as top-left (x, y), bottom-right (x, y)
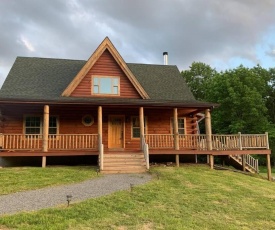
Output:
top-left (0, 166), bottom-right (98, 195)
top-left (0, 165), bottom-right (275, 230)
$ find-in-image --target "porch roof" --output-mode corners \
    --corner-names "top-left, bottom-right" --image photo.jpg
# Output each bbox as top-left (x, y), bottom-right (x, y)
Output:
top-left (0, 97), bottom-right (217, 109)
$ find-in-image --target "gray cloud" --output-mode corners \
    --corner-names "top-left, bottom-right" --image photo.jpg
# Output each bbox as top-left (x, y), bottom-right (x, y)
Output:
top-left (1, 0), bottom-right (275, 86)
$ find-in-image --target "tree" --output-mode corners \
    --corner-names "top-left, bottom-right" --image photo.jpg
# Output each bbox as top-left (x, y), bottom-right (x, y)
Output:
top-left (205, 65), bottom-right (270, 134)
top-left (181, 62), bottom-right (217, 101)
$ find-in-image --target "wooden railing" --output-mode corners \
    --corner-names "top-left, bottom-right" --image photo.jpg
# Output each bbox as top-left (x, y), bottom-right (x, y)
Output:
top-left (144, 133), bottom-right (269, 150)
top-left (231, 154), bottom-right (259, 173)
top-left (0, 134), bottom-right (42, 150)
top-left (48, 134), bottom-right (98, 150)
top-left (145, 134), bottom-right (174, 149)
top-left (0, 134), bottom-right (98, 151)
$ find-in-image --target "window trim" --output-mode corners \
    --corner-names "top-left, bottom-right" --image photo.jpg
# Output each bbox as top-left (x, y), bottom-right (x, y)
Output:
top-left (170, 117), bottom-right (186, 135)
top-left (23, 115), bottom-right (59, 136)
top-left (131, 116), bottom-right (147, 139)
top-left (91, 75), bottom-right (120, 96)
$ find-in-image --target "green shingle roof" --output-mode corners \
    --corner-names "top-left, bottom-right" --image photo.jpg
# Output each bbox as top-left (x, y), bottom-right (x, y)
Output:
top-left (0, 57), bottom-right (209, 107)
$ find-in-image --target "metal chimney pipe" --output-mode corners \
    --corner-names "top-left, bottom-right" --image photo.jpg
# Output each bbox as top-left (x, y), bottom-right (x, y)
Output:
top-left (163, 52), bottom-right (168, 65)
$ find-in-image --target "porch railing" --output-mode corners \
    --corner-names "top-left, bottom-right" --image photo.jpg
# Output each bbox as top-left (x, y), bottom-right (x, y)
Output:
top-left (0, 134), bottom-right (98, 151)
top-left (144, 133), bottom-right (269, 150)
top-left (0, 134), bottom-right (42, 150)
top-left (48, 134), bottom-right (98, 150)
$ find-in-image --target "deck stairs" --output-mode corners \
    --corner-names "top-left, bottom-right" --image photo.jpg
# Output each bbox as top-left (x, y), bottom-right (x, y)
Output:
top-left (229, 154), bottom-right (259, 173)
top-left (100, 151), bottom-right (147, 174)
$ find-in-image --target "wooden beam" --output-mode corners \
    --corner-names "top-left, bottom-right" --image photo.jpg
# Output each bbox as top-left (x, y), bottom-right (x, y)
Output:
top-left (42, 156), bottom-right (46, 168)
top-left (139, 107), bottom-right (144, 150)
top-left (267, 154), bottom-right (272, 181)
top-left (205, 109), bottom-right (213, 169)
top-left (42, 105), bottom-right (49, 152)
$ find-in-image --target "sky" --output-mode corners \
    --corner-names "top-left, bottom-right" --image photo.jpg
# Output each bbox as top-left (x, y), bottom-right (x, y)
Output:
top-left (1, 0), bottom-right (275, 87)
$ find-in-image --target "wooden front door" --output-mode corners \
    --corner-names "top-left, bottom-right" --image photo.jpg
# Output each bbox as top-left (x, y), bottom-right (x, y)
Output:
top-left (108, 115), bottom-right (124, 149)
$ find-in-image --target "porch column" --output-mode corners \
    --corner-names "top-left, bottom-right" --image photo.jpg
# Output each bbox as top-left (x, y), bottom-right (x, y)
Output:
top-left (205, 109), bottom-right (213, 169)
top-left (266, 133), bottom-right (272, 181)
top-left (239, 132), bottom-right (246, 171)
top-left (267, 154), bottom-right (272, 181)
top-left (139, 107), bottom-right (144, 150)
top-left (173, 108), bottom-right (180, 167)
top-left (98, 106), bottom-right (103, 171)
top-left (98, 106), bottom-right (102, 146)
top-left (42, 105), bottom-right (49, 168)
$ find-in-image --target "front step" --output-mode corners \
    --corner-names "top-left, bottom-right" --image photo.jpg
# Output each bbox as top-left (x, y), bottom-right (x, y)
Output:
top-left (101, 152), bottom-right (147, 174)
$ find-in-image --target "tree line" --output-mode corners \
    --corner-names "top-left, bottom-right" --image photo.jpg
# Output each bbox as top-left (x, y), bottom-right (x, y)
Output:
top-left (181, 62), bottom-right (275, 164)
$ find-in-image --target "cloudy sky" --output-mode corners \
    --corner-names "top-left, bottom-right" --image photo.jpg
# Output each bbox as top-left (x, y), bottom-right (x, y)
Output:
top-left (1, 0), bottom-right (275, 87)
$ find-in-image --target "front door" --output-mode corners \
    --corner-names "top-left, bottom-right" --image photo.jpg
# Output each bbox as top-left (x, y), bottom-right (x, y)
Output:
top-left (108, 115), bottom-right (124, 149)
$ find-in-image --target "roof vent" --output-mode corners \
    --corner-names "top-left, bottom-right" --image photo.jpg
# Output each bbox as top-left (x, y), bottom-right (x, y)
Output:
top-left (163, 52), bottom-right (168, 65)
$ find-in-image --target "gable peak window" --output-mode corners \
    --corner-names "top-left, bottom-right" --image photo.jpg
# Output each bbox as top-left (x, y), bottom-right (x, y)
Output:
top-left (92, 76), bottom-right (120, 95)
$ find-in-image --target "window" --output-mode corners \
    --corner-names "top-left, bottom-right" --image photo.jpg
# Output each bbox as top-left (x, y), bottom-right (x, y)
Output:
top-left (24, 116), bottom-right (58, 135)
top-left (92, 76), bottom-right (120, 95)
top-left (171, 117), bottom-right (185, 134)
top-left (132, 116), bottom-right (147, 138)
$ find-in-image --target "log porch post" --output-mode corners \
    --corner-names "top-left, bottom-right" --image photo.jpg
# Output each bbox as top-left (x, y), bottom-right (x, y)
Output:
top-left (173, 108), bottom-right (180, 167)
top-left (98, 106), bottom-right (103, 171)
top-left (266, 132), bottom-right (272, 181)
top-left (205, 109), bottom-right (213, 169)
top-left (98, 106), bottom-right (102, 147)
top-left (42, 105), bottom-right (49, 168)
top-left (139, 107), bottom-right (145, 150)
top-left (238, 132), bottom-right (246, 172)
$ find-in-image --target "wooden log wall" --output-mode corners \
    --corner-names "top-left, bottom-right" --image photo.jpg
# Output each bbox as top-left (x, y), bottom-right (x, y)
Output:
top-left (71, 50), bottom-right (141, 98)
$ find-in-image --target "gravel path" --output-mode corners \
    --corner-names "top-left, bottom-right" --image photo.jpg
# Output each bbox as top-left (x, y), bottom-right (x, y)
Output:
top-left (0, 173), bottom-right (151, 215)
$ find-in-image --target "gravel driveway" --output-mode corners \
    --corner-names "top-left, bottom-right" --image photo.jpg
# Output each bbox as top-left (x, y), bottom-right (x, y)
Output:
top-left (0, 173), bottom-right (151, 215)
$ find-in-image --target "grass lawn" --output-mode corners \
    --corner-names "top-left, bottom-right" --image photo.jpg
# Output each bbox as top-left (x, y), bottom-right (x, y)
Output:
top-left (0, 165), bottom-right (275, 230)
top-left (0, 166), bottom-right (98, 195)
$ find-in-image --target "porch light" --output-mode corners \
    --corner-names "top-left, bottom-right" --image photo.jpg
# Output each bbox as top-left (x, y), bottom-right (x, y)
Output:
top-left (66, 194), bottom-right (72, 206)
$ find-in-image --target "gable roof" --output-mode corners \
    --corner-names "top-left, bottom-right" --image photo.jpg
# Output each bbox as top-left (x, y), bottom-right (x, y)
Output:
top-left (62, 37), bottom-right (149, 99)
top-left (0, 57), bottom-right (197, 102)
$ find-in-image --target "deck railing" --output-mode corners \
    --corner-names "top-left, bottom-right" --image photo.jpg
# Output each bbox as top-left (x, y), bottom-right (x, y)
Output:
top-left (0, 134), bottom-right (98, 151)
top-left (144, 133), bottom-right (269, 150)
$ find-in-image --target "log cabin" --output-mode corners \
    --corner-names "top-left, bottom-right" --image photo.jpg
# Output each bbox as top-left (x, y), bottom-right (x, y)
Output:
top-left (0, 37), bottom-right (272, 179)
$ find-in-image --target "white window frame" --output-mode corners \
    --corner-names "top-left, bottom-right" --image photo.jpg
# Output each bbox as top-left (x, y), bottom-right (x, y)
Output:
top-left (92, 76), bottom-right (120, 95)
top-left (170, 117), bottom-right (186, 135)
